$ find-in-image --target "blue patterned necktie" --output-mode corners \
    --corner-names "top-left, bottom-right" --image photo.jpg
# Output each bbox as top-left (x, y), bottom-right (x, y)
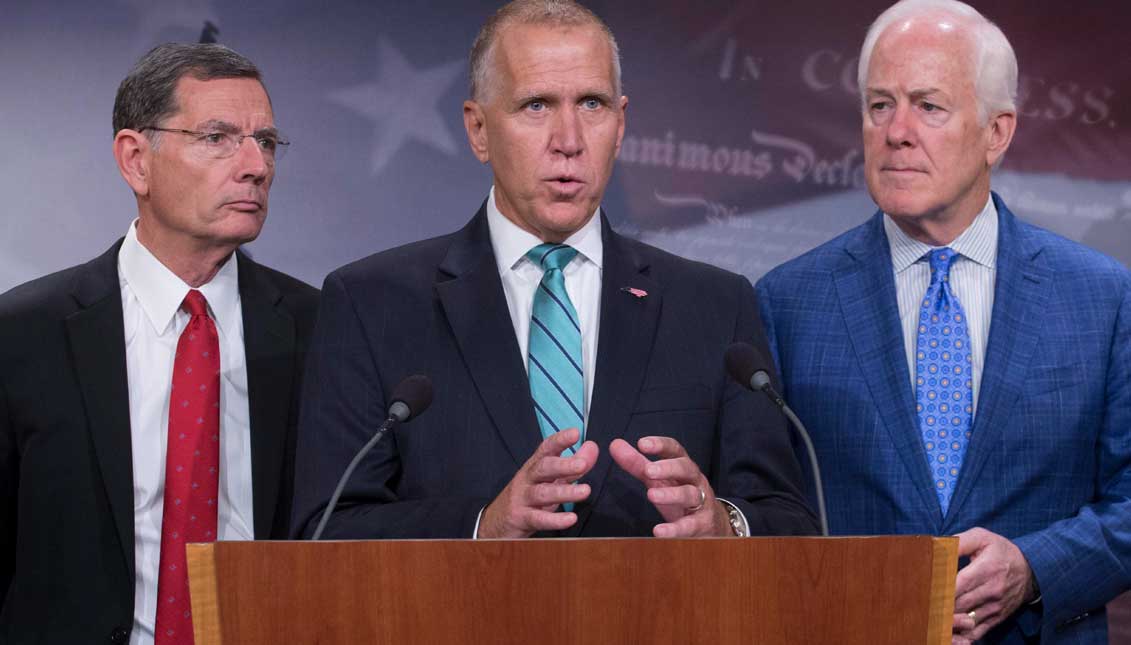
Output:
top-left (915, 247), bottom-right (974, 515)
top-left (526, 243), bottom-right (584, 457)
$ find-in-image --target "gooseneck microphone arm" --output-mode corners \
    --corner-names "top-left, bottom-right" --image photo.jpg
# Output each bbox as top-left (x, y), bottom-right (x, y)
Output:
top-left (726, 343), bottom-right (829, 537)
top-left (310, 375), bottom-right (433, 541)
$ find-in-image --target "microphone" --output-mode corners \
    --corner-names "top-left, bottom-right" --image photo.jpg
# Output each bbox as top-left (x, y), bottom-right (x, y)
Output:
top-left (725, 342), bottom-right (829, 536)
top-left (310, 374), bottom-right (433, 541)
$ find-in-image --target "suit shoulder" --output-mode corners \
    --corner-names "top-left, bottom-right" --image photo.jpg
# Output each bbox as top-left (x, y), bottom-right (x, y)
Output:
top-left (1021, 220), bottom-right (1130, 283)
top-left (327, 232), bottom-right (458, 289)
top-left (0, 262), bottom-right (90, 321)
top-left (622, 235), bottom-right (749, 289)
top-left (246, 260), bottom-right (319, 299)
top-left (757, 221), bottom-right (870, 293)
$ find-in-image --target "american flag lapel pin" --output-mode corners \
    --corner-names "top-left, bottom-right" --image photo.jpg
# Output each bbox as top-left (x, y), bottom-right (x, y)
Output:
top-left (621, 286), bottom-right (648, 299)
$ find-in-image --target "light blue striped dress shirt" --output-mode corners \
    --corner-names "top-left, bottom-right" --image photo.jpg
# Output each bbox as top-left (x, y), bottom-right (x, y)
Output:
top-left (884, 195), bottom-right (998, 415)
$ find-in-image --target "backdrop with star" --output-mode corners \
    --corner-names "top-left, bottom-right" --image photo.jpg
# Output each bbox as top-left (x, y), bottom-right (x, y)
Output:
top-left (2, 0), bottom-right (1129, 639)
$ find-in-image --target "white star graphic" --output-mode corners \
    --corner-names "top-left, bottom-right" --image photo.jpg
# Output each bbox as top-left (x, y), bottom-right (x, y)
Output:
top-left (120, 0), bottom-right (218, 54)
top-left (328, 37), bottom-right (464, 175)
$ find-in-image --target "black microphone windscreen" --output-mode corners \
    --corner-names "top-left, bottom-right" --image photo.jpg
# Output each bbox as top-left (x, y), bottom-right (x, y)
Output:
top-left (389, 374), bottom-right (433, 421)
top-left (725, 342), bottom-right (768, 388)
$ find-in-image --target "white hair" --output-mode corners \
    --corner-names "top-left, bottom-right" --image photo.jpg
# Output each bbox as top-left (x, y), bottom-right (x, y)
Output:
top-left (857, 0), bottom-right (1018, 124)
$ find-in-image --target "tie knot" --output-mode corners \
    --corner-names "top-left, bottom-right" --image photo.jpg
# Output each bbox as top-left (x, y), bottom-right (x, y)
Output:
top-left (181, 289), bottom-right (210, 317)
top-left (526, 243), bottom-right (578, 272)
top-left (928, 247), bottom-right (959, 281)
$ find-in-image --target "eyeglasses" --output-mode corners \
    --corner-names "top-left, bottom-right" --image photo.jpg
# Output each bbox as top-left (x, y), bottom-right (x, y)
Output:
top-left (140, 127), bottom-right (290, 161)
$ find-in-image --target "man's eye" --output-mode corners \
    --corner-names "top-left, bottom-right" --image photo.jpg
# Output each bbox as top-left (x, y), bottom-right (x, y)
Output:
top-left (870, 101), bottom-right (890, 112)
top-left (921, 102), bottom-right (939, 112)
top-left (255, 136), bottom-right (278, 151)
top-left (201, 132), bottom-right (229, 145)
top-left (582, 98), bottom-right (601, 110)
top-left (527, 101), bottom-right (545, 112)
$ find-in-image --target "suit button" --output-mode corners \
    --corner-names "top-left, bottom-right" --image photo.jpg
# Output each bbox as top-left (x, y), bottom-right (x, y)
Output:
top-left (109, 627), bottom-right (129, 644)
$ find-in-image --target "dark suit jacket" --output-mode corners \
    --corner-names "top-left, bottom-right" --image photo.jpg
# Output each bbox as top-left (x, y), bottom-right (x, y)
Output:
top-left (756, 194), bottom-right (1131, 644)
top-left (0, 240), bottom-right (318, 644)
top-left (291, 205), bottom-right (817, 540)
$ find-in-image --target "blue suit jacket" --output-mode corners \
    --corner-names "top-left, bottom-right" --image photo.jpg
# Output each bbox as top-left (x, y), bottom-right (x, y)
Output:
top-left (290, 204), bottom-right (818, 540)
top-left (755, 194), bottom-right (1131, 643)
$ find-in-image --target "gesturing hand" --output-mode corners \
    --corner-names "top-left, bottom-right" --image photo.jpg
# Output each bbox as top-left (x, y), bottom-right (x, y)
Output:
top-left (477, 428), bottom-right (598, 539)
top-left (609, 436), bottom-right (732, 537)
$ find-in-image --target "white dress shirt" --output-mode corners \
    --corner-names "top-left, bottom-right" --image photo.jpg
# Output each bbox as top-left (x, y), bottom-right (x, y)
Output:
top-left (885, 195), bottom-right (998, 414)
top-left (118, 222), bottom-right (255, 645)
top-left (486, 187), bottom-right (603, 416)
top-left (475, 189), bottom-right (749, 537)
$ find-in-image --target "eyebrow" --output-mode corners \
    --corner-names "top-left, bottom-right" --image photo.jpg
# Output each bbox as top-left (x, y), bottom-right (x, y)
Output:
top-left (194, 119), bottom-right (278, 137)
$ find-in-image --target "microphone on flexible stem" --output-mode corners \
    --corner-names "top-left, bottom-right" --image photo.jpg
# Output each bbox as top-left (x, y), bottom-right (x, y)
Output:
top-left (310, 374), bottom-right (433, 541)
top-left (725, 342), bottom-right (829, 536)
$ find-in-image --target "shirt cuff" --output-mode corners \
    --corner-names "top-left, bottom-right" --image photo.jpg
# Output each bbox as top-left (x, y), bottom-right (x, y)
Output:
top-left (472, 506), bottom-right (485, 539)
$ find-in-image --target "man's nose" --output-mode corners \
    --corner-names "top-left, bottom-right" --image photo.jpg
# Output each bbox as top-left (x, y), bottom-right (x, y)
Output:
top-left (551, 109), bottom-right (584, 157)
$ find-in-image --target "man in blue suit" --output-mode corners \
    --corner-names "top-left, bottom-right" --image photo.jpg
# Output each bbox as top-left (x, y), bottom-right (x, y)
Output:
top-left (291, 0), bottom-right (817, 542)
top-left (756, 1), bottom-right (1131, 643)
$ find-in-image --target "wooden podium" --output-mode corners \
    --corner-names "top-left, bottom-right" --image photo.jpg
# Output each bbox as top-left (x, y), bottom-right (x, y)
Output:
top-left (187, 536), bottom-right (957, 644)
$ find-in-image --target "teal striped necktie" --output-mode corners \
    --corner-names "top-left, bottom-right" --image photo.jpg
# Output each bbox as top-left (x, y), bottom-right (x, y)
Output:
top-left (526, 243), bottom-right (584, 457)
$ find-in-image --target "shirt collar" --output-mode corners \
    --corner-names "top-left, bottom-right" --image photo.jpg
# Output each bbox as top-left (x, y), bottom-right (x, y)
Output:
top-left (118, 220), bottom-right (241, 336)
top-left (884, 193), bottom-right (998, 273)
top-left (485, 186), bottom-right (604, 274)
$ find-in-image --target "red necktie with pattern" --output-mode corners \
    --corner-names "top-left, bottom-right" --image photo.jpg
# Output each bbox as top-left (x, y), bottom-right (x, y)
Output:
top-left (155, 289), bottom-right (220, 645)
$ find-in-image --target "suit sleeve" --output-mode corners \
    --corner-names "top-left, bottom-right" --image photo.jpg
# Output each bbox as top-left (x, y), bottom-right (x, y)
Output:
top-left (290, 271), bottom-right (486, 540)
top-left (0, 377), bottom-right (15, 603)
top-left (716, 276), bottom-right (820, 536)
top-left (1012, 273), bottom-right (1131, 626)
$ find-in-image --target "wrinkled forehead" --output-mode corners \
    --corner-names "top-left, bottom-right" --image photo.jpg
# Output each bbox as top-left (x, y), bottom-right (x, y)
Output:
top-left (868, 17), bottom-right (977, 87)
top-left (494, 23), bottom-right (617, 90)
top-left (168, 76), bottom-right (274, 127)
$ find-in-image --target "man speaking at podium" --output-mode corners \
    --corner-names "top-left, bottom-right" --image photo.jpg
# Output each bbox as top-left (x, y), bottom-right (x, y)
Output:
top-left (755, 1), bottom-right (1131, 642)
top-left (292, 0), bottom-right (817, 541)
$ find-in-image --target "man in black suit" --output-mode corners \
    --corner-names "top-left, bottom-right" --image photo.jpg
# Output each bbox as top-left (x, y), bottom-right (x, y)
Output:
top-left (291, 0), bottom-right (816, 542)
top-left (0, 44), bottom-right (317, 644)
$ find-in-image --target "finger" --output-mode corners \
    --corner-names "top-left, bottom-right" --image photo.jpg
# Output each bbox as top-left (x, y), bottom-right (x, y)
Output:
top-left (574, 440), bottom-right (599, 472)
top-left (638, 435), bottom-right (689, 459)
top-left (953, 544), bottom-right (994, 599)
top-left (643, 456), bottom-right (702, 484)
top-left (951, 612), bottom-right (975, 634)
top-left (519, 508), bottom-right (579, 532)
top-left (534, 427), bottom-right (582, 458)
top-left (955, 527), bottom-right (990, 557)
top-left (609, 437), bottom-right (651, 482)
top-left (647, 483), bottom-right (704, 509)
top-left (653, 512), bottom-right (708, 538)
top-left (529, 454), bottom-right (591, 483)
top-left (954, 578), bottom-right (998, 614)
top-left (526, 482), bottom-right (591, 507)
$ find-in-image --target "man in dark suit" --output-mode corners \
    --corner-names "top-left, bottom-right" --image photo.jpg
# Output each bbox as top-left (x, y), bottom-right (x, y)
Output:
top-left (755, 1), bottom-right (1131, 643)
top-left (291, 0), bottom-right (816, 542)
top-left (0, 44), bottom-right (318, 644)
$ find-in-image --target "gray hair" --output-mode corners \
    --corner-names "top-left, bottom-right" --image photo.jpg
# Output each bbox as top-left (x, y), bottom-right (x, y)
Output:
top-left (469, 0), bottom-right (622, 102)
top-left (112, 43), bottom-right (264, 137)
top-left (857, 0), bottom-right (1017, 124)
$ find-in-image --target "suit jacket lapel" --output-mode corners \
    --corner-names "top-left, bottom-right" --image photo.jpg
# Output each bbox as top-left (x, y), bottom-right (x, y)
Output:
top-left (435, 205), bottom-right (542, 467)
top-left (571, 216), bottom-right (662, 535)
top-left (835, 214), bottom-right (942, 522)
top-left (237, 252), bottom-right (296, 538)
top-left (946, 197), bottom-right (1049, 523)
top-left (65, 241), bottom-right (135, 582)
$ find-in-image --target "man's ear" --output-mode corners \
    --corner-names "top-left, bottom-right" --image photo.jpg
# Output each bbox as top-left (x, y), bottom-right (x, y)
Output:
top-left (113, 129), bottom-right (151, 196)
top-left (463, 100), bottom-right (490, 164)
top-left (985, 110), bottom-right (1016, 168)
